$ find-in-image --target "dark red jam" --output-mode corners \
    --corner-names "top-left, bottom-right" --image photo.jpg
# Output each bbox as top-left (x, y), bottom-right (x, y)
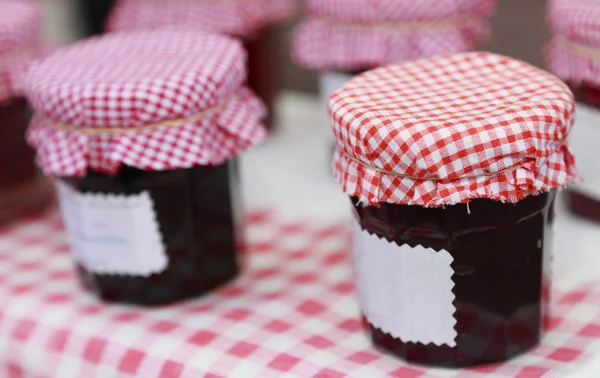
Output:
top-left (245, 27), bottom-right (277, 131)
top-left (0, 98), bottom-right (53, 225)
top-left (78, 0), bottom-right (116, 35)
top-left (353, 192), bottom-right (555, 367)
top-left (62, 161), bottom-right (240, 306)
top-left (566, 82), bottom-right (600, 223)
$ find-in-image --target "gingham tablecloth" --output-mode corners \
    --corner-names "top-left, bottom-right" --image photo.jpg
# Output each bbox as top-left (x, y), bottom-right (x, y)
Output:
top-left (0, 208), bottom-right (600, 377)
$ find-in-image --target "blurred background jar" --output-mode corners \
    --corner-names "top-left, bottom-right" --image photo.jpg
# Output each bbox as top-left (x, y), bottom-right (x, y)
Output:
top-left (547, 0), bottom-right (600, 223)
top-left (291, 0), bottom-right (496, 164)
top-left (76, 0), bottom-right (116, 36)
top-left (24, 29), bottom-right (267, 305)
top-left (107, 0), bottom-right (296, 131)
top-left (0, 0), bottom-right (53, 225)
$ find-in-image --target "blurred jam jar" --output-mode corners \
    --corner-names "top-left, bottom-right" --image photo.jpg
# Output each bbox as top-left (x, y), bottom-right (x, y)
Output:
top-left (548, 0), bottom-right (600, 223)
top-left (107, 0), bottom-right (296, 131)
top-left (292, 0), bottom-right (496, 157)
top-left (0, 0), bottom-right (53, 225)
top-left (24, 29), bottom-right (267, 305)
top-left (330, 52), bottom-right (577, 366)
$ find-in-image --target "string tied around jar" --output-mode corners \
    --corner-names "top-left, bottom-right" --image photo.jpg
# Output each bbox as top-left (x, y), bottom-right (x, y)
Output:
top-left (317, 13), bottom-right (481, 35)
top-left (46, 94), bottom-right (237, 136)
top-left (555, 35), bottom-right (600, 60)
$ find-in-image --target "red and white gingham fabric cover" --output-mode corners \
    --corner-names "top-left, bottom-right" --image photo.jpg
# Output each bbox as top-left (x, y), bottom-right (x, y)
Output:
top-left (24, 29), bottom-right (267, 177)
top-left (330, 52), bottom-right (578, 207)
top-left (107, 0), bottom-right (296, 37)
top-left (0, 0), bottom-right (42, 104)
top-left (547, 0), bottom-right (600, 87)
top-left (291, 0), bottom-right (495, 71)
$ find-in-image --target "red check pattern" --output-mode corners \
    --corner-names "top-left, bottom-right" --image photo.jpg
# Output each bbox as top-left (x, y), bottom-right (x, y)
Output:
top-left (330, 52), bottom-right (578, 207)
top-left (107, 0), bottom-right (296, 37)
top-left (291, 0), bottom-right (495, 71)
top-left (0, 209), bottom-right (600, 377)
top-left (23, 29), bottom-right (267, 176)
top-left (0, 0), bottom-right (42, 103)
top-left (548, 0), bottom-right (600, 49)
top-left (547, 0), bottom-right (600, 87)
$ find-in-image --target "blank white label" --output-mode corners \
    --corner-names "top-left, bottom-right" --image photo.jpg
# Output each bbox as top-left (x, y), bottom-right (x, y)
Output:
top-left (571, 104), bottom-right (600, 200)
top-left (353, 219), bottom-right (457, 347)
top-left (56, 181), bottom-right (167, 276)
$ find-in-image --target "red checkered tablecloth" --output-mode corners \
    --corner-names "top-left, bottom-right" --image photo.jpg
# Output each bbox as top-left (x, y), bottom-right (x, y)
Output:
top-left (0, 209), bottom-right (599, 377)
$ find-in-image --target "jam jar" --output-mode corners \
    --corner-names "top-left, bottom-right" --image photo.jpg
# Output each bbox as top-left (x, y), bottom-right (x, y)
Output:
top-left (547, 0), bottom-right (600, 223)
top-left (330, 52), bottom-right (577, 367)
top-left (292, 0), bottom-right (496, 165)
top-left (77, 0), bottom-right (116, 35)
top-left (24, 29), bottom-right (267, 306)
top-left (0, 1), bottom-right (53, 225)
top-left (107, 0), bottom-right (296, 131)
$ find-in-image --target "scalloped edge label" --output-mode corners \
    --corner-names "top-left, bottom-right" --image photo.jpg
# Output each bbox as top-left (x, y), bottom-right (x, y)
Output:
top-left (352, 219), bottom-right (457, 347)
top-left (56, 180), bottom-right (167, 277)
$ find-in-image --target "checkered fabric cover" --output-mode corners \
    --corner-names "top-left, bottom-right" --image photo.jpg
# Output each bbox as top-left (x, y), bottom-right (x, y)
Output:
top-left (24, 29), bottom-right (267, 177)
top-left (291, 0), bottom-right (495, 71)
top-left (0, 209), bottom-right (599, 377)
top-left (330, 52), bottom-right (578, 207)
top-left (547, 0), bottom-right (600, 87)
top-left (107, 0), bottom-right (296, 37)
top-left (304, 0), bottom-right (495, 22)
top-left (0, 0), bottom-right (42, 104)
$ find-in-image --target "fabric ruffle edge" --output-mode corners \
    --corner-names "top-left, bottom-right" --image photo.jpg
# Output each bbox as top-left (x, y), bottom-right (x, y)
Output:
top-left (0, 43), bottom-right (50, 104)
top-left (292, 17), bottom-right (491, 71)
top-left (27, 87), bottom-right (267, 177)
top-left (107, 0), bottom-right (297, 37)
top-left (333, 145), bottom-right (579, 208)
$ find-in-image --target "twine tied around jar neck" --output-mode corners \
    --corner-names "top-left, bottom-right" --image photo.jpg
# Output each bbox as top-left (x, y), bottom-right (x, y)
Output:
top-left (343, 152), bottom-right (521, 181)
top-left (317, 13), bottom-right (479, 34)
top-left (556, 35), bottom-right (600, 60)
top-left (47, 95), bottom-right (236, 136)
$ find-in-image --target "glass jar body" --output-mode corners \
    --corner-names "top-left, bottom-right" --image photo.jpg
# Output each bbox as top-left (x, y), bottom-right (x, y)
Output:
top-left (566, 82), bottom-right (600, 223)
top-left (352, 192), bottom-right (555, 367)
top-left (245, 27), bottom-right (278, 130)
top-left (0, 97), bottom-right (53, 224)
top-left (78, 0), bottom-right (117, 35)
top-left (60, 161), bottom-right (240, 306)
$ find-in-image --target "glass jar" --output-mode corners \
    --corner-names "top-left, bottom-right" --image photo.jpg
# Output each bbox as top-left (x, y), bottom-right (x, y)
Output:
top-left (60, 162), bottom-right (239, 305)
top-left (245, 27), bottom-right (278, 131)
top-left (78, 0), bottom-right (117, 35)
top-left (25, 30), bottom-right (267, 306)
top-left (331, 52), bottom-right (576, 368)
top-left (564, 83), bottom-right (600, 222)
top-left (354, 192), bottom-right (555, 367)
top-left (0, 98), bottom-right (53, 225)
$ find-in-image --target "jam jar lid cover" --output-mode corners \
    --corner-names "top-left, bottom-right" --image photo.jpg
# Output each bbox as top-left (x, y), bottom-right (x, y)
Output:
top-left (547, 0), bottom-right (600, 86)
top-left (24, 29), bottom-right (267, 177)
top-left (107, 0), bottom-right (297, 37)
top-left (291, 0), bottom-right (495, 71)
top-left (330, 52), bottom-right (578, 207)
top-left (0, 0), bottom-right (42, 103)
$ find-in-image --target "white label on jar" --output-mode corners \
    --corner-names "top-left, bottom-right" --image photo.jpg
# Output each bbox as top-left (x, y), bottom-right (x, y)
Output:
top-left (571, 104), bottom-right (600, 200)
top-left (353, 219), bottom-right (457, 347)
top-left (56, 181), bottom-right (167, 276)
top-left (319, 71), bottom-right (355, 142)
